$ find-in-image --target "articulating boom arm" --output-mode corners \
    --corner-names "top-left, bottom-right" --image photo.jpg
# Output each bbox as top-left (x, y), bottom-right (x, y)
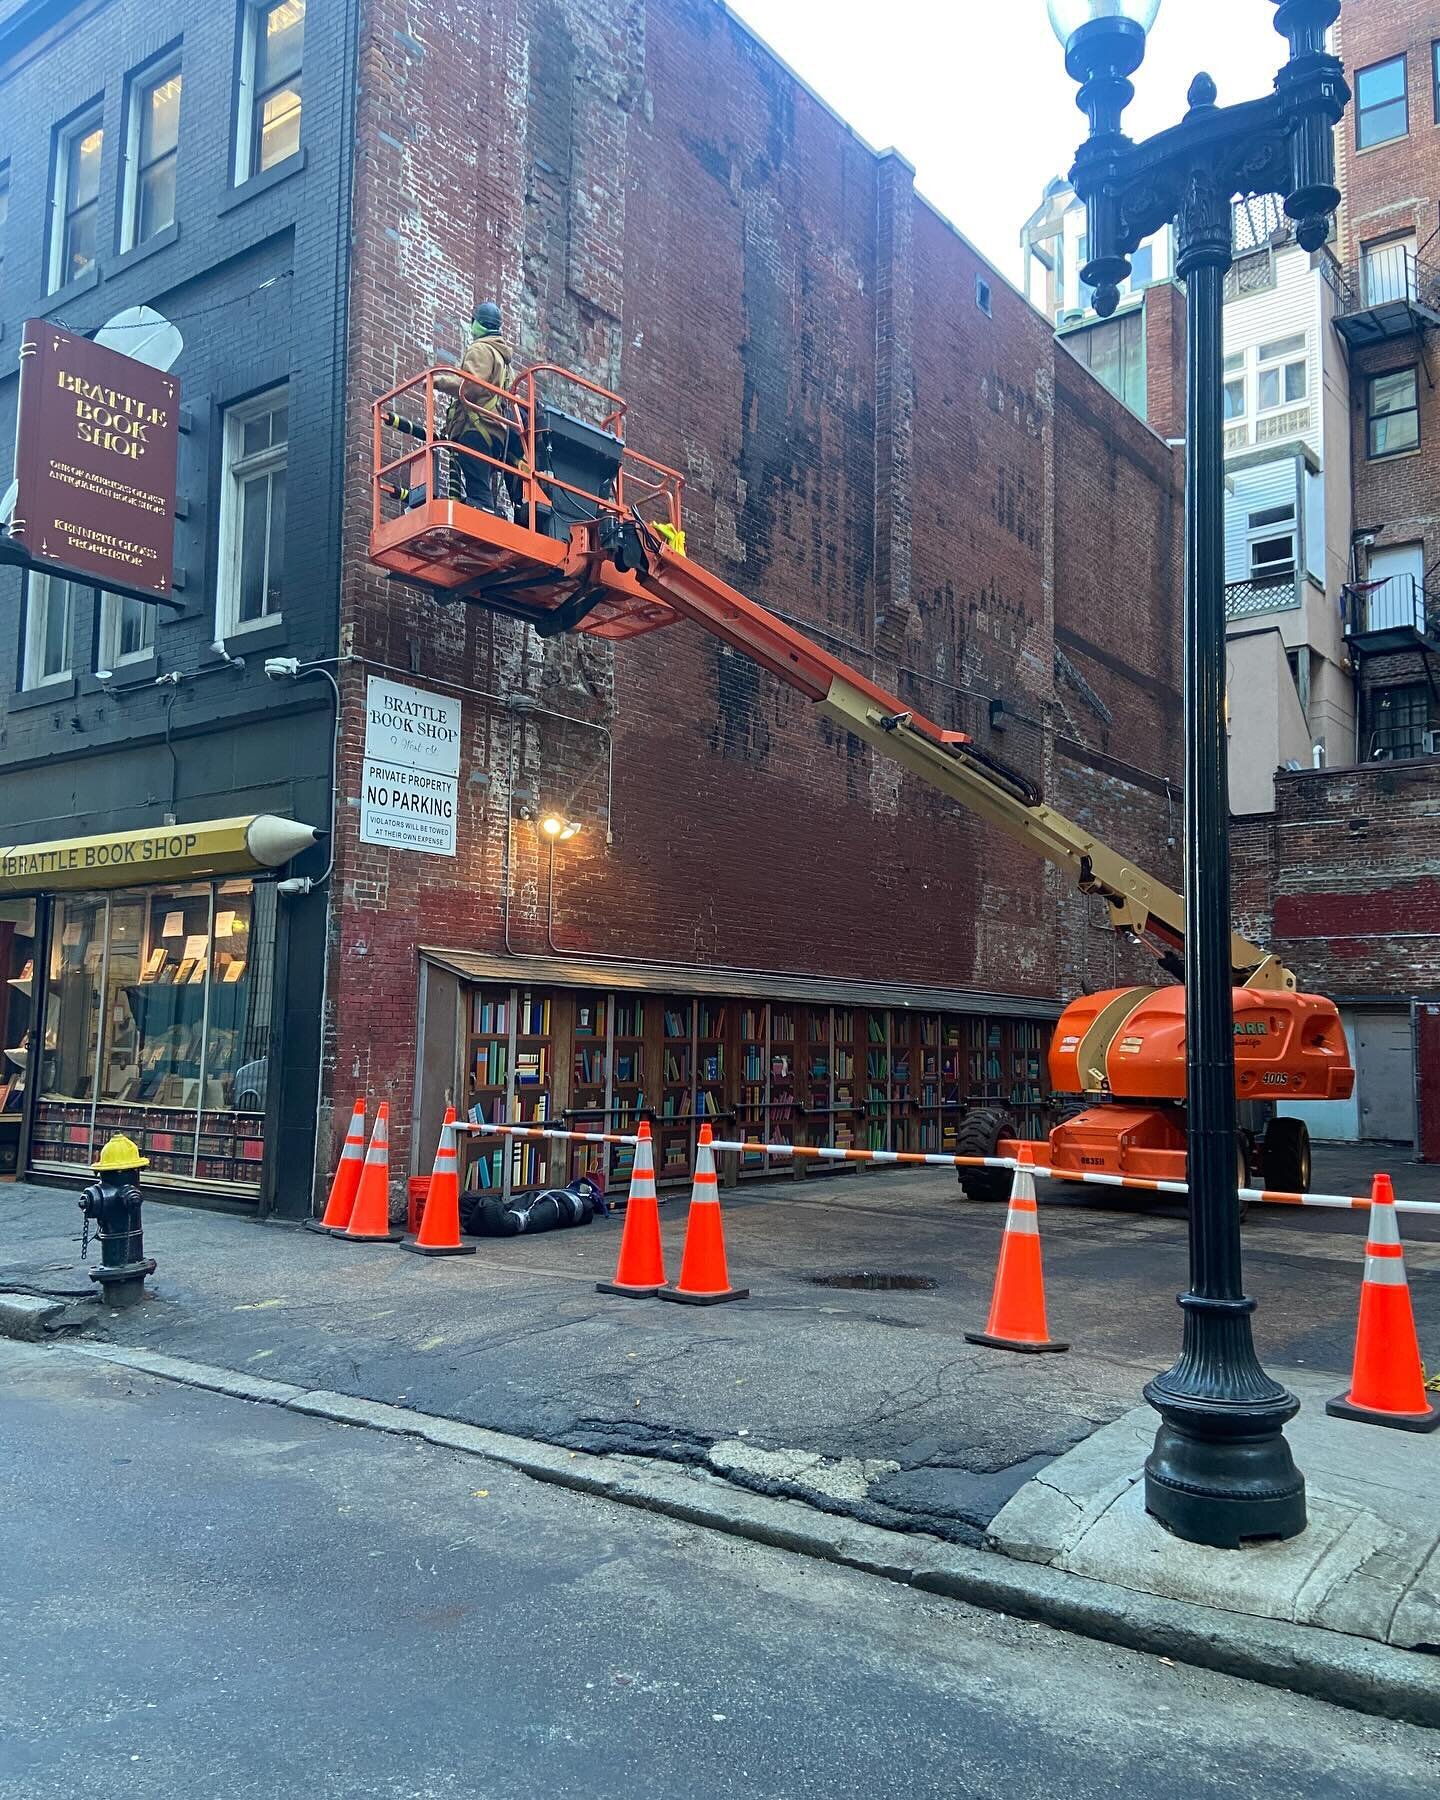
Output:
top-left (607, 519), bottom-right (1293, 994)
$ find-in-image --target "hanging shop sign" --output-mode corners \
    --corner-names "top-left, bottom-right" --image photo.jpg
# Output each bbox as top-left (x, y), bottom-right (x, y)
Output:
top-left (9, 319), bottom-right (180, 596)
top-left (0, 815), bottom-right (319, 895)
top-left (359, 676), bottom-right (460, 857)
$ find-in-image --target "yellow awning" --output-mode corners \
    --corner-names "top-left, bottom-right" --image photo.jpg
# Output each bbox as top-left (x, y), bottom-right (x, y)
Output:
top-left (0, 815), bottom-right (320, 895)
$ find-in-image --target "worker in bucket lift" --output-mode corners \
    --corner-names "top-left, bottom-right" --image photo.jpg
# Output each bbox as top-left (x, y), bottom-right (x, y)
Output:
top-left (434, 300), bottom-right (521, 515)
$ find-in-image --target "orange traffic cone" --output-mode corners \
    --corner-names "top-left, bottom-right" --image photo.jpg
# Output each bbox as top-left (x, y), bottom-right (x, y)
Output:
top-left (964, 1145), bottom-right (1067, 1353)
top-left (402, 1109), bottom-right (476, 1258)
top-left (336, 1102), bottom-right (402, 1243)
top-left (658, 1122), bottom-right (748, 1305)
top-left (307, 1098), bottom-right (367, 1234)
top-left (1327, 1174), bottom-right (1439, 1432)
top-left (597, 1121), bottom-right (666, 1297)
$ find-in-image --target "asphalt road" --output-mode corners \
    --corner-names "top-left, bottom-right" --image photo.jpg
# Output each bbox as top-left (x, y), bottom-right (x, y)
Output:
top-left (3, 1339), bottom-right (1436, 1800)
top-left (3, 1152), bottom-right (1438, 1543)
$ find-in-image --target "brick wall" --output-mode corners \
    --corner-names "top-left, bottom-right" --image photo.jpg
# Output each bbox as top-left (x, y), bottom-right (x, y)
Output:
top-left (1142, 279), bottom-right (1187, 442)
top-left (332, 0), bottom-right (1186, 1183)
top-left (1230, 762), bottom-right (1440, 996)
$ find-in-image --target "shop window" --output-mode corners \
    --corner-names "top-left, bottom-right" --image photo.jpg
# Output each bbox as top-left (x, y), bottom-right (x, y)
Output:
top-left (1355, 55), bottom-right (1408, 150)
top-left (236, 0), bottom-right (304, 184)
top-left (98, 591), bottom-right (157, 669)
top-left (21, 573), bottom-right (83, 689)
top-left (1367, 367), bottom-right (1420, 458)
top-left (217, 387), bottom-right (288, 634)
top-left (31, 880), bottom-right (275, 1190)
top-left (0, 903), bottom-right (37, 1176)
top-left (121, 58), bottom-right (181, 252)
top-left (49, 106), bottom-right (103, 292)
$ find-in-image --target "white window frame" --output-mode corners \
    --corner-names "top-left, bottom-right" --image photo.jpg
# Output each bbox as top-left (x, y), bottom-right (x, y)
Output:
top-left (98, 590), bottom-right (157, 669)
top-left (48, 106), bottom-right (104, 294)
top-left (1255, 333), bottom-right (1308, 414)
top-left (234, 0), bottom-right (303, 186)
top-left (1246, 503), bottom-right (1297, 581)
top-left (120, 54), bottom-right (182, 254)
top-left (216, 386), bottom-right (288, 637)
top-left (22, 574), bottom-right (79, 689)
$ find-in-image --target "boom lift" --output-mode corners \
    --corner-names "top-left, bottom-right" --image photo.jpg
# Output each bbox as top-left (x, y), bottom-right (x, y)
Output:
top-left (371, 363), bottom-right (1354, 1200)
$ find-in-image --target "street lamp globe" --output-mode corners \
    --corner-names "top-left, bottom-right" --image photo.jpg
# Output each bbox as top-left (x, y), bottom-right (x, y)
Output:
top-left (1046, 0), bottom-right (1161, 44)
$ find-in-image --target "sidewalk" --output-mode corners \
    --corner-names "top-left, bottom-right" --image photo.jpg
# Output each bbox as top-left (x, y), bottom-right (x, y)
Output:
top-left (4, 1166), bottom-right (1439, 1717)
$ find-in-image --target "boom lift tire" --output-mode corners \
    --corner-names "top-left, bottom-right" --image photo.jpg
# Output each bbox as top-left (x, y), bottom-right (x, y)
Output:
top-left (954, 1108), bottom-right (1019, 1204)
top-left (1261, 1115), bottom-right (1311, 1194)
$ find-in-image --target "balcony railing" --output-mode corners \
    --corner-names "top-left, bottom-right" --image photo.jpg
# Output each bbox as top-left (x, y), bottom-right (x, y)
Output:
top-left (1225, 572), bottom-right (1300, 619)
top-left (1324, 239), bottom-right (1440, 347)
top-left (1343, 573), bottom-right (1440, 642)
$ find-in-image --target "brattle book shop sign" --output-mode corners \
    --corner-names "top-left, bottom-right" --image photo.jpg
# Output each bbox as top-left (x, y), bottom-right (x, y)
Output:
top-left (11, 320), bottom-right (179, 595)
top-left (360, 676), bottom-right (460, 857)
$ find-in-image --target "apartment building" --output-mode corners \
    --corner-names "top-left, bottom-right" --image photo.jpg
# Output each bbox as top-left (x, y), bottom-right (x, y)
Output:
top-left (1024, 181), bottom-right (1355, 815)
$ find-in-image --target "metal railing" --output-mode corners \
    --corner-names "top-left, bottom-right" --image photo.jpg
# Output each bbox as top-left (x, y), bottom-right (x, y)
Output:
top-left (1344, 572), bottom-right (1439, 639)
top-left (1225, 572), bottom-right (1300, 619)
top-left (1324, 238), bottom-right (1440, 321)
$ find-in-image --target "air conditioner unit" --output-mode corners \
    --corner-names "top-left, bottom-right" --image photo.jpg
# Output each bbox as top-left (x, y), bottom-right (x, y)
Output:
top-left (1422, 729), bottom-right (1440, 756)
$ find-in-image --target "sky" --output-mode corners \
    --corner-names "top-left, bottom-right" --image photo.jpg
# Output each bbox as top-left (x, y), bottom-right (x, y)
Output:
top-left (723, 1), bottom-right (1289, 285)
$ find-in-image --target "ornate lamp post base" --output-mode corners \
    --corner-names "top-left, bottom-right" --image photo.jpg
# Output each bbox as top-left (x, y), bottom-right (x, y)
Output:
top-left (1145, 1292), bottom-right (1305, 1546)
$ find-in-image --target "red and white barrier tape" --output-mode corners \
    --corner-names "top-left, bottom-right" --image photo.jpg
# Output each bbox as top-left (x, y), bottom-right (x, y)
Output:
top-left (453, 1121), bottom-right (1439, 1214)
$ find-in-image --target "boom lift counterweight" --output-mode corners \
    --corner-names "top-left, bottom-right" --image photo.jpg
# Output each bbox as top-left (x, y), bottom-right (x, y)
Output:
top-left (370, 362), bottom-right (1354, 1200)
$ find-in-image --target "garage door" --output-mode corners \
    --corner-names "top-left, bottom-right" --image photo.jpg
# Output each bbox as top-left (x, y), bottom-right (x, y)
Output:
top-left (1354, 1009), bottom-right (1416, 1144)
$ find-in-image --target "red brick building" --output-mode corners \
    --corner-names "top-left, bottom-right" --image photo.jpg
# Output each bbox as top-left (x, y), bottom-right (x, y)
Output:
top-left (326, 0), bottom-right (1186, 1205)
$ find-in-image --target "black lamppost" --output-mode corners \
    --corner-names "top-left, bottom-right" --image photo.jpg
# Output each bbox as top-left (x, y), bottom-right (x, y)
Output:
top-left (1048, 0), bottom-right (1348, 1549)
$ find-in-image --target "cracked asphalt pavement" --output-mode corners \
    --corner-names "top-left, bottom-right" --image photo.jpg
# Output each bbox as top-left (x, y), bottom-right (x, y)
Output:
top-left (4, 1144), bottom-right (1438, 1543)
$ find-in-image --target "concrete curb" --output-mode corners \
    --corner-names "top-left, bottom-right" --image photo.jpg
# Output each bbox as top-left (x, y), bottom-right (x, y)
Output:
top-left (0, 1294), bottom-right (82, 1340)
top-left (56, 1340), bottom-right (1440, 1728)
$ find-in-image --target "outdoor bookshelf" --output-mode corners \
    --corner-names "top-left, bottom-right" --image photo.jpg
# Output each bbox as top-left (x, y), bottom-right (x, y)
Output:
top-left (609, 996), bottom-right (645, 1185)
top-left (660, 998), bottom-right (695, 1180)
top-left (766, 1006), bottom-right (796, 1165)
top-left (451, 980), bottom-right (1052, 1200)
top-left (568, 994), bottom-right (608, 1184)
top-left (737, 1003), bottom-right (768, 1173)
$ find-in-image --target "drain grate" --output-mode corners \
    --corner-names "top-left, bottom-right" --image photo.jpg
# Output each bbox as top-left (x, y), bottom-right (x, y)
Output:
top-left (807, 1271), bottom-right (936, 1292)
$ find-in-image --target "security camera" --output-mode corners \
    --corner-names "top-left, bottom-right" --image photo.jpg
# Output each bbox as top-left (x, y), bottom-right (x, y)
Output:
top-left (265, 656), bottom-right (301, 680)
top-left (276, 876), bottom-right (315, 897)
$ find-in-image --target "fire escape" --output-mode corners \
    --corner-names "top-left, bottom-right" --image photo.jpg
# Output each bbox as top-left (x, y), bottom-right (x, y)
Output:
top-left (1324, 234), bottom-right (1440, 746)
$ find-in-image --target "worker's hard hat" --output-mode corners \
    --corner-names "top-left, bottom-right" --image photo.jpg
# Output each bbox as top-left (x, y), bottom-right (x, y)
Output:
top-left (473, 300), bottom-right (502, 332)
top-left (94, 1133), bottom-right (148, 1172)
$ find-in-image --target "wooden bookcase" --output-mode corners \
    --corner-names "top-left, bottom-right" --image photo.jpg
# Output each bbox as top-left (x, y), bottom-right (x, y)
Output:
top-left (455, 980), bottom-right (1052, 1199)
